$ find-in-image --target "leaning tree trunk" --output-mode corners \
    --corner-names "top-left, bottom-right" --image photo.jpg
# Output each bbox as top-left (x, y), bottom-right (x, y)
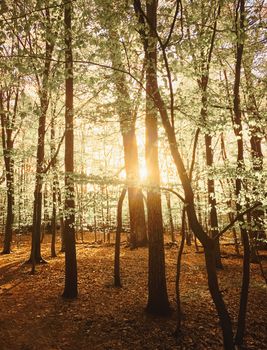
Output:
top-left (62, 0), bottom-right (78, 299)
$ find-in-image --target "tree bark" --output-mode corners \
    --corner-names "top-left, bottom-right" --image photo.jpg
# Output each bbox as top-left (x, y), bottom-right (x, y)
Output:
top-left (233, 0), bottom-right (250, 345)
top-left (165, 192), bottom-right (175, 243)
top-left (198, 4), bottom-right (222, 268)
top-left (204, 133), bottom-right (222, 268)
top-left (114, 188), bottom-right (127, 287)
top-left (29, 7), bottom-right (54, 265)
top-left (50, 116), bottom-right (57, 258)
top-left (62, 0), bottom-right (78, 299)
top-left (0, 90), bottom-right (15, 254)
top-left (133, 0), bottom-right (234, 344)
top-left (108, 27), bottom-right (147, 248)
top-left (144, 0), bottom-right (170, 316)
top-left (244, 56), bottom-right (265, 260)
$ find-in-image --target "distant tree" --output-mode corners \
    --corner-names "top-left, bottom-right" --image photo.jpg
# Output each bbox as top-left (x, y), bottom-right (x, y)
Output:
top-left (95, 0), bottom-right (147, 248)
top-left (114, 187), bottom-right (127, 287)
top-left (183, 0), bottom-right (224, 267)
top-left (50, 114), bottom-right (57, 258)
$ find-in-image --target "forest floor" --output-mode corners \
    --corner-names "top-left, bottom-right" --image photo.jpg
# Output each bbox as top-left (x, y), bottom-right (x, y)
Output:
top-left (0, 233), bottom-right (266, 350)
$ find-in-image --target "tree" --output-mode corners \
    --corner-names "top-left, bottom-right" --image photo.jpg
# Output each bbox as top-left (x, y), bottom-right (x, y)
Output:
top-left (183, 0), bottom-right (223, 267)
top-left (0, 87), bottom-right (16, 254)
top-left (29, 4), bottom-right (56, 266)
top-left (95, 0), bottom-right (147, 248)
top-left (114, 187), bottom-right (127, 287)
top-left (232, 0), bottom-right (250, 345)
top-left (133, 0), bottom-right (234, 346)
top-left (62, 0), bottom-right (78, 299)
top-left (0, 16), bottom-right (24, 254)
top-left (50, 114), bottom-right (57, 258)
top-left (134, 0), bottom-right (171, 316)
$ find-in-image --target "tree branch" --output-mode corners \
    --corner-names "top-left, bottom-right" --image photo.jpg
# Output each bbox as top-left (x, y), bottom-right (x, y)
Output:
top-left (43, 131), bottom-right (66, 174)
top-left (214, 202), bottom-right (262, 241)
top-left (161, 187), bottom-right (185, 203)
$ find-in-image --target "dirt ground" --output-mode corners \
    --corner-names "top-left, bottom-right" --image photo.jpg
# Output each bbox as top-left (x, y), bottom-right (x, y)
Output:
top-left (0, 233), bottom-right (266, 350)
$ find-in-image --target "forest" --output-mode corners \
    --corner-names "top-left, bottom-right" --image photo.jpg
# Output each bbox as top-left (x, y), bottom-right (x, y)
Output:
top-left (0, 0), bottom-right (266, 349)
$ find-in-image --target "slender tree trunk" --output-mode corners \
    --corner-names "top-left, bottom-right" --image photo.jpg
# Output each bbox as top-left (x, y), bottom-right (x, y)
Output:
top-left (93, 191), bottom-right (97, 242)
top-left (0, 91), bottom-right (15, 254)
top-left (204, 133), bottom-right (222, 268)
top-left (58, 186), bottom-right (65, 252)
top-left (244, 61), bottom-right (265, 259)
top-left (62, 0), bottom-right (77, 299)
top-left (233, 0), bottom-right (250, 345)
top-left (175, 207), bottom-right (186, 335)
top-left (2, 166), bottom-right (14, 254)
top-left (51, 187), bottom-right (57, 258)
top-left (106, 186), bottom-right (110, 244)
top-left (165, 192), bottom-right (175, 242)
top-left (29, 7), bottom-right (54, 265)
top-left (114, 188), bottom-right (127, 287)
top-left (41, 183), bottom-right (48, 243)
top-left (51, 116), bottom-right (57, 258)
top-left (200, 53), bottom-right (222, 268)
top-left (219, 135), bottom-right (240, 255)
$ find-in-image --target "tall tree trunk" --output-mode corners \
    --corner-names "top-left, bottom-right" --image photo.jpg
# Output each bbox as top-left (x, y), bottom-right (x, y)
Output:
top-left (0, 91), bottom-right (14, 254)
top-left (93, 190), bottom-right (97, 242)
top-left (51, 116), bottom-right (57, 258)
top-left (0, 90), bottom-right (15, 254)
top-left (133, 0), bottom-right (234, 345)
top-left (144, 0), bottom-right (170, 316)
top-left (51, 184), bottom-right (57, 258)
top-left (29, 7), bottom-right (54, 265)
top-left (204, 133), bottom-right (222, 268)
top-left (233, 0), bottom-right (250, 345)
top-left (62, 0), bottom-right (78, 299)
top-left (244, 60), bottom-right (265, 260)
top-left (198, 4), bottom-right (222, 268)
top-left (108, 27), bottom-right (147, 248)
